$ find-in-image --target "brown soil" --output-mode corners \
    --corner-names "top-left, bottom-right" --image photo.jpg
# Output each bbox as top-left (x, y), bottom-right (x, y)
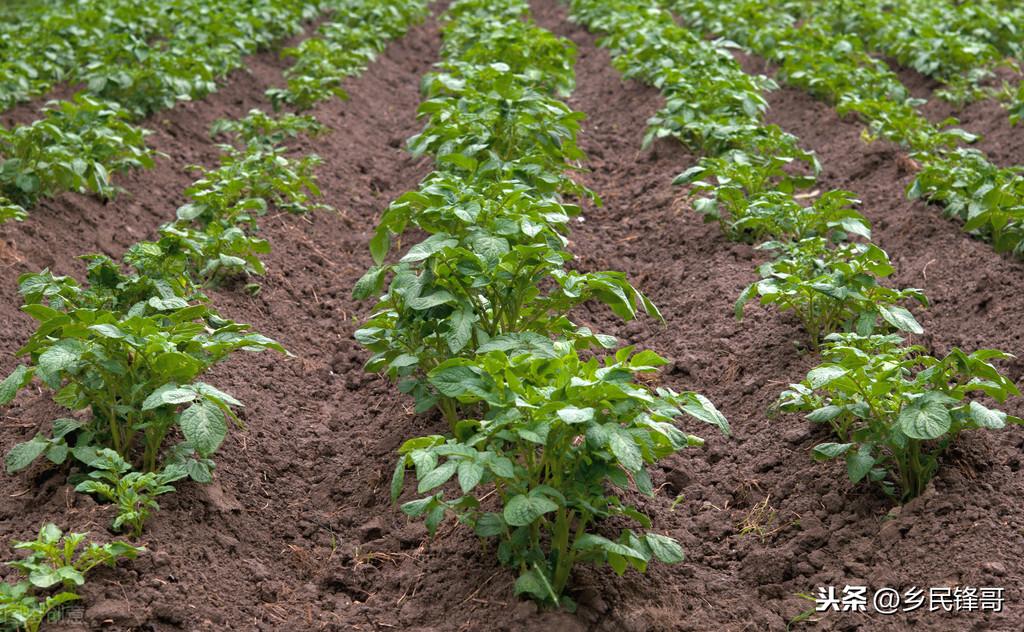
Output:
top-left (0, 1), bottom-right (1022, 631)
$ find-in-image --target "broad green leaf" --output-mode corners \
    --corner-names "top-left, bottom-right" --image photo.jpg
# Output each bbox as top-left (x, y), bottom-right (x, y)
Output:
top-left (609, 430), bottom-right (642, 472)
top-left (574, 533), bottom-right (645, 560)
top-left (390, 458), bottom-right (405, 502)
top-left (401, 497), bottom-right (432, 517)
top-left (51, 418), bottom-right (83, 439)
top-left (142, 385), bottom-right (196, 410)
top-left (504, 494), bottom-right (558, 527)
top-left (474, 512), bottom-right (505, 537)
top-left (969, 401), bottom-right (1006, 429)
top-left (89, 324), bottom-right (126, 339)
top-left (429, 364), bottom-right (488, 399)
top-left (488, 455), bottom-right (515, 479)
top-left (353, 266), bottom-right (387, 300)
top-left (179, 401), bottom-right (227, 456)
top-left (806, 405), bottom-right (842, 423)
top-left (557, 406), bottom-right (594, 424)
top-left (425, 504), bottom-right (445, 535)
top-left (417, 460), bottom-right (457, 493)
top-left (847, 449), bottom-right (875, 483)
top-left (645, 533), bottom-right (684, 564)
top-left (682, 394), bottom-right (730, 435)
top-left (898, 397), bottom-right (951, 440)
top-left (5, 437), bottom-right (47, 473)
top-left (400, 234), bottom-right (458, 263)
top-left (38, 339), bottom-right (84, 386)
top-left (807, 366), bottom-right (847, 388)
top-left (467, 233), bottom-right (509, 266)
top-left (877, 304), bottom-right (923, 334)
top-left (811, 442), bottom-right (852, 460)
top-left (370, 229), bottom-right (389, 264)
top-left (514, 568), bottom-right (551, 601)
top-left (28, 567), bottom-right (62, 589)
top-left (193, 383), bottom-right (242, 408)
top-left (0, 365), bottom-right (33, 404)
top-left (457, 460), bottom-right (484, 493)
top-left (446, 306), bottom-right (474, 354)
top-left (407, 290), bottom-right (455, 310)
top-left (369, 231), bottom-right (390, 265)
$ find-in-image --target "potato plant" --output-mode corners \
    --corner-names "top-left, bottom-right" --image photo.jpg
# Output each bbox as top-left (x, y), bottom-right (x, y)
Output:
top-left (130, 110), bottom-right (327, 286)
top-left (0, 524), bottom-right (142, 632)
top-left (355, 172), bottom-right (658, 426)
top-left (678, 156), bottom-right (874, 244)
top-left (0, 95), bottom-right (154, 207)
top-left (393, 343), bottom-right (727, 609)
top-left (1, 255), bottom-right (284, 482)
top-left (408, 63), bottom-right (590, 198)
top-left (74, 449), bottom-right (186, 537)
top-left (779, 334), bottom-right (1022, 501)
top-left (736, 239), bottom-right (927, 347)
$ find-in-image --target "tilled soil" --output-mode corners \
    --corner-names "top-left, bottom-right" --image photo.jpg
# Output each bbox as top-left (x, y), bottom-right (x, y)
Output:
top-left (1, 1), bottom-right (1022, 631)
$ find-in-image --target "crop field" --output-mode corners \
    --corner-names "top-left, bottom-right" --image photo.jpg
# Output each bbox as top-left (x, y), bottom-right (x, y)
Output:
top-left (1, 0), bottom-right (1023, 630)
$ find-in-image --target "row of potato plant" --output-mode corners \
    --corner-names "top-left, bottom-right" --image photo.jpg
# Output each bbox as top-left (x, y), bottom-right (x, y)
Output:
top-left (0, 0), bottom-right (326, 223)
top-left (0, 0), bottom-right (428, 540)
top-left (1, 4), bottom-right (430, 624)
top-left (353, 0), bottom-right (729, 610)
top-left (0, 0), bottom-right (426, 224)
top-left (569, 0), bottom-right (1022, 504)
top-left (1, 0), bottom-right (425, 534)
top-left (0, 0), bottom-right (320, 115)
top-left (269, 0), bottom-right (431, 110)
top-left (810, 0), bottom-right (1024, 125)
top-left (807, 0), bottom-right (1015, 105)
top-left (666, 0), bottom-right (1024, 258)
top-left (0, 146), bottom-right (292, 627)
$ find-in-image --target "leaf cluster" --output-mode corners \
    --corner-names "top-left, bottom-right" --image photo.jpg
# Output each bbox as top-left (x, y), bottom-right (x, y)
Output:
top-left (0, 95), bottom-right (154, 207)
top-left (393, 341), bottom-right (727, 606)
top-left (74, 449), bottom-right (186, 537)
top-left (2, 254), bottom-right (284, 481)
top-left (736, 239), bottom-right (926, 347)
top-left (0, 523), bottom-right (142, 632)
top-left (132, 117), bottom-right (327, 286)
top-left (778, 333), bottom-right (1022, 501)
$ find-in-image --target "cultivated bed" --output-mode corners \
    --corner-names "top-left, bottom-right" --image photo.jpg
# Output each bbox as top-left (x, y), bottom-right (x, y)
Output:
top-left (0, 1), bottom-right (1022, 630)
